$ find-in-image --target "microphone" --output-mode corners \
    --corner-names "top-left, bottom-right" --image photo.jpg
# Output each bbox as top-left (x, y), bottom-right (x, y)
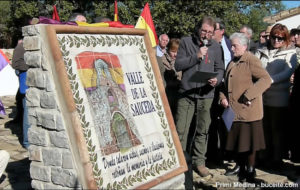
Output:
top-left (203, 39), bottom-right (208, 47)
top-left (202, 39), bottom-right (209, 64)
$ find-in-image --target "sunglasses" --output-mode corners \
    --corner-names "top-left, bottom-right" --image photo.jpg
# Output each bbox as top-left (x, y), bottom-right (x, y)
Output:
top-left (292, 31), bottom-right (300, 36)
top-left (271, 35), bottom-right (285, 42)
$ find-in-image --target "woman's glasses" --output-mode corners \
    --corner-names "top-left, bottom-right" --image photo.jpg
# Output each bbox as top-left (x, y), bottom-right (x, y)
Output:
top-left (271, 35), bottom-right (285, 42)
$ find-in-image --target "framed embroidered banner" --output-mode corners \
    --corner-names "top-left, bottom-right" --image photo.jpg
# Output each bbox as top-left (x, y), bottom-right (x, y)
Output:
top-left (46, 25), bottom-right (187, 189)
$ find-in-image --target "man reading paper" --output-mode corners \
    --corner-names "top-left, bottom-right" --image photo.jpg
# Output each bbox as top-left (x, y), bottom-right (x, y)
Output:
top-left (174, 16), bottom-right (224, 179)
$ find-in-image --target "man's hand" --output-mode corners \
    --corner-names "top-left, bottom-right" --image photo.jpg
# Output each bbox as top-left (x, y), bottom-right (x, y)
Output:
top-left (220, 98), bottom-right (229, 108)
top-left (208, 77), bottom-right (217, 87)
top-left (197, 46), bottom-right (208, 59)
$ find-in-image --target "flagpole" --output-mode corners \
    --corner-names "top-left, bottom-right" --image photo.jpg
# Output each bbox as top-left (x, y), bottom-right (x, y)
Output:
top-left (114, 1), bottom-right (118, 22)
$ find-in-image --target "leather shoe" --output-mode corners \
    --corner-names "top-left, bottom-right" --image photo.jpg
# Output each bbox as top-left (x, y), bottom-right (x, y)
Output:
top-left (246, 166), bottom-right (256, 183)
top-left (194, 165), bottom-right (210, 177)
top-left (225, 165), bottom-right (240, 176)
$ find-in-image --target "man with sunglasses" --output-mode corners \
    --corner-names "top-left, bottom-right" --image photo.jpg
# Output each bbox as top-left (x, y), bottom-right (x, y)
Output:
top-left (174, 16), bottom-right (224, 180)
top-left (258, 30), bottom-right (268, 48)
top-left (290, 26), bottom-right (300, 47)
top-left (294, 25), bottom-right (300, 57)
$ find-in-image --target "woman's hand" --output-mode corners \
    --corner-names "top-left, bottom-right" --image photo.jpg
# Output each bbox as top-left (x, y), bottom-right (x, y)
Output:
top-left (290, 73), bottom-right (294, 84)
top-left (220, 98), bottom-right (229, 108)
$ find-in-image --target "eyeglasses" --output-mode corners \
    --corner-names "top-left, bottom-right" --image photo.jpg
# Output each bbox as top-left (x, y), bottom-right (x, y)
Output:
top-left (260, 35), bottom-right (267, 38)
top-left (292, 31), bottom-right (300, 36)
top-left (271, 35), bottom-right (285, 42)
top-left (201, 29), bottom-right (214, 35)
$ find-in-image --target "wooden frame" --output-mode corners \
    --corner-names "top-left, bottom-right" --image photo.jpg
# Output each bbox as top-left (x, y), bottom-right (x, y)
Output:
top-left (46, 25), bottom-right (187, 189)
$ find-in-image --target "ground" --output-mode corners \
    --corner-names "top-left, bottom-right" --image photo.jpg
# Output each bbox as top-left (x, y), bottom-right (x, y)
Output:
top-left (0, 95), bottom-right (299, 190)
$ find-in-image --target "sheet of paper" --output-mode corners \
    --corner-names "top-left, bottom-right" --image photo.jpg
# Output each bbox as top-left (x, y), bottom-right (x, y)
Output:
top-left (189, 71), bottom-right (218, 82)
top-left (222, 106), bottom-right (235, 131)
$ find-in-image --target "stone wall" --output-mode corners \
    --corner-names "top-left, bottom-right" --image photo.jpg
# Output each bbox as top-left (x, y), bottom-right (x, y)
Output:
top-left (23, 24), bottom-right (185, 189)
top-left (22, 25), bottom-right (81, 189)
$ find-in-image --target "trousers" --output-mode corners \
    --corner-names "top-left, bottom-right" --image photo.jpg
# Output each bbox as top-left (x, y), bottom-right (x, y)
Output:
top-left (175, 96), bottom-right (213, 166)
top-left (23, 97), bottom-right (30, 149)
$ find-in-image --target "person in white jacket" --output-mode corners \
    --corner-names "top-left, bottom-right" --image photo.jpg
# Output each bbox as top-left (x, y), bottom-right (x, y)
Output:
top-left (255, 23), bottom-right (297, 168)
top-left (0, 150), bottom-right (9, 181)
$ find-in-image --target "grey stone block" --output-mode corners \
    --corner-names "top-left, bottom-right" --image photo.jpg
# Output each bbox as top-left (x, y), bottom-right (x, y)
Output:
top-left (62, 150), bottom-right (73, 169)
top-left (56, 115), bottom-right (65, 131)
top-left (28, 126), bottom-right (49, 146)
top-left (24, 51), bottom-right (42, 68)
top-left (49, 131), bottom-right (69, 149)
top-left (22, 25), bottom-right (41, 36)
top-left (26, 88), bottom-right (41, 107)
top-left (41, 56), bottom-right (51, 71)
top-left (46, 73), bottom-right (55, 92)
top-left (30, 162), bottom-right (51, 182)
top-left (40, 91), bottom-right (57, 109)
top-left (37, 110), bottom-right (56, 129)
top-left (44, 183), bottom-right (69, 190)
top-left (31, 180), bottom-right (44, 189)
top-left (27, 107), bottom-right (37, 126)
top-left (26, 69), bottom-right (46, 88)
top-left (28, 114), bottom-right (37, 126)
top-left (28, 145), bottom-right (42, 162)
top-left (51, 168), bottom-right (79, 187)
top-left (42, 148), bottom-right (62, 166)
top-left (23, 36), bottom-right (41, 50)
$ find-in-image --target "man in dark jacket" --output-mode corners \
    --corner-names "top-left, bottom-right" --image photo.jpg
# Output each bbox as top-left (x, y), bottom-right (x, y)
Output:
top-left (174, 16), bottom-right (224, 178)
top-left (207, 18), bottom-right (233, 165)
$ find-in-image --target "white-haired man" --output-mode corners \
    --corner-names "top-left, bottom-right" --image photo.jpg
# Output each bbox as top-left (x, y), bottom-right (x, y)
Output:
top-left (240, 25), bottom-right (258, 54)
top-left (156, 34), bottom-right (169, 57)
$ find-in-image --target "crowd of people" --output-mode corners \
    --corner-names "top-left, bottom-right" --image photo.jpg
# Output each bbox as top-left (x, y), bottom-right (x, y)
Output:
top-left (1, 11), bottom-right (299, 187)
top-left (156, 16), bottom-right (300, 187)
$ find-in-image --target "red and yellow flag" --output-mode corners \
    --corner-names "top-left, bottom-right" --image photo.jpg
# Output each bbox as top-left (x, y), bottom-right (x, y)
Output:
top-left (77, 21), bottom-right (133, 28)
top-left (114, 1), bottom-right (118, 22)
top-left (52, 5), bottom-right (60, 21)
top-left (135, 2), bottom-right (158, 47)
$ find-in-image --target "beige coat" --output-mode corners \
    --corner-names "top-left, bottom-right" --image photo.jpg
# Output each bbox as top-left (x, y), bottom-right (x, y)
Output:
top-left (255, 46), bottom-right (297, 107)
top-left (220, 51), bottom-right (272, 122)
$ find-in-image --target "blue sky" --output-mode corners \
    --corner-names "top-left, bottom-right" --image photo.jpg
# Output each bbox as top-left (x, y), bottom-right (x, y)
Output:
top-left (282, 1), bottom-right (300, 9)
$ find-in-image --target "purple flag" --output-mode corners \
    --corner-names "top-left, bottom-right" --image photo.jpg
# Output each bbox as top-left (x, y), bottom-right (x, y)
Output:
top-left (0, 49), bottom-right (9, 72)
top-left (38, 16), bottom-right (77, 25)
top-left (0, 99), bottom-right (5, 115)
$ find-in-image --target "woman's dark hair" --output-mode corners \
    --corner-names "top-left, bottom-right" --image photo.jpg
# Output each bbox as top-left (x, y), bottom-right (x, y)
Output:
top-left (167, 38), bottom-right (180, 53)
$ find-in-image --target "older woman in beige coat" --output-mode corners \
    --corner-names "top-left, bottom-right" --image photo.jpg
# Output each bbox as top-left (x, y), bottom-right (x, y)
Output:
top-left (220, 32), bottom-right (272, 182)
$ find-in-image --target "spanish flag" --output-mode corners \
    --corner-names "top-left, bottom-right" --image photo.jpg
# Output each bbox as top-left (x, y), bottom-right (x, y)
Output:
top-left (76, 21), bottom-right (133, 28)
top-left (52, 5), bottom-right (60, 21)
top-left (135, 2), bottom-right (158, 47)
top-left (75, 52), bottom-right (125, 91)
top-left (114, 0), bottom-right (118, 22)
